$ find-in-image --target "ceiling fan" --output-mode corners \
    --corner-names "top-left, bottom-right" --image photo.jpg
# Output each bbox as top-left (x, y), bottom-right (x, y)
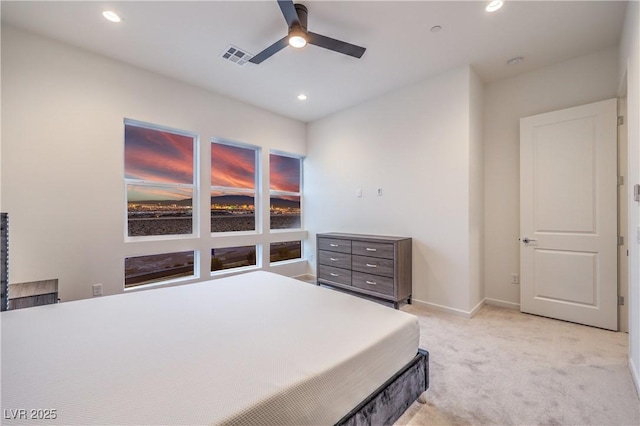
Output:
top-left (248, 0), bottom-right (366, 64)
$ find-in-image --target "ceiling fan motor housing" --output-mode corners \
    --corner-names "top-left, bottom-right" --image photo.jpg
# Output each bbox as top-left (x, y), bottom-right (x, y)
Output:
top-left (294, 3), bottom-right (308, 31)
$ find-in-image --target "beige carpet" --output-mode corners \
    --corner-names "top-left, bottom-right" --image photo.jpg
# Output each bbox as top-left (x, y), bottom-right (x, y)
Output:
top-left (395, 304), bottom-right (640, 426)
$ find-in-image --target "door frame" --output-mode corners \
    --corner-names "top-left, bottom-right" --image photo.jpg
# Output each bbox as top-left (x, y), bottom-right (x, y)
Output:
top-left (619, 96), bottom-right (629, 333)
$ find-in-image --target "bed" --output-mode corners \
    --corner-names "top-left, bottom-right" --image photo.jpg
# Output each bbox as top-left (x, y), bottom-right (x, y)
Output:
top-left (1, 271), bottom-right (428, 425)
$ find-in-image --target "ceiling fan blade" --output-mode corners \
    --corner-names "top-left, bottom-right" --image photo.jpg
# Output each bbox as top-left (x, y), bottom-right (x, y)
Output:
top-left (277, 0), bottom-right (300, 28)
top-left (307, 32), bottom-right (366, 59)
top-left (249, 36), bottom-right (289, 64)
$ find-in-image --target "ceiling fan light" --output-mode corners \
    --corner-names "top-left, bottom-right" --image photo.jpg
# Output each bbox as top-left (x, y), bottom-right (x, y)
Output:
top-left (289, 34), bottom-right (307, 48)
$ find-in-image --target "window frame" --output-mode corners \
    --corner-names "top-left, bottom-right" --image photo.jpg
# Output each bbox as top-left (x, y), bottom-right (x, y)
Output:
top-left (124, 250), bottom-right (199, 290)
top-left (124, 118), bottom-right (199, 242)
top-left (269, 240), bottom-right (303, 265)
top-left (210, 138), bottom-right (261, 235)
top-left (210, 244), bottom-right (261, 276)
top-left (269, 150), bottom-right (303, 232)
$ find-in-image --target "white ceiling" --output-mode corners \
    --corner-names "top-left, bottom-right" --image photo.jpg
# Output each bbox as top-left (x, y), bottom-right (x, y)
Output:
top-left (0, 1), bottom-right (628, 122)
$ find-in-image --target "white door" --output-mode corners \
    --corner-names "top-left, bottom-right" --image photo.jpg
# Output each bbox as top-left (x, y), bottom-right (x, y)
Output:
top-left (520, 98), bottom-right (618, 331)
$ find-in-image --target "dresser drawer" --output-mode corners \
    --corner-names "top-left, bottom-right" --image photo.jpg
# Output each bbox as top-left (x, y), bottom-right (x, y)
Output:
top-left (352, 272), bottom-right (394, 297)
top-left (318, 250), bottom-right (351, 269)
top-left (318, 237), bottom-right (352, 254)
top-left (352, 240), bottom-right (395, 259)
top-left (352, 255), bottom-right (394, 278)
top-left (318, 265), bottom-right (352, 286)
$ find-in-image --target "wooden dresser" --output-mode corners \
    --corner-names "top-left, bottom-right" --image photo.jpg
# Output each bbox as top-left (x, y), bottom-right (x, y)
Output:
top-left (8, 279), bottom-right (58, 310)
top-left (316, 233), bottom-right (412, 308)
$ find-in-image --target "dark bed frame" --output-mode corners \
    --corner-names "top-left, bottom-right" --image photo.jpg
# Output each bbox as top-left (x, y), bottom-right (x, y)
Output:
top-left (336, 349), bottom-right (429, 426)
top-left (1, 213), bottom-right (7, 312)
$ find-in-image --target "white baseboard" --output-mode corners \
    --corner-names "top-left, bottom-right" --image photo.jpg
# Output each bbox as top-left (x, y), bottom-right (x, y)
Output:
top-left (410, 297), bottom-right (523, 318)
top-left (469, 299), bottom-right (486, 317)
top-left (630, 356), bottom-right (640, 399)
top-left (293, 273), bottom-right (315, 281)
top-left (411, 298), bottom-right (485, 319)
top-left (485, 297), bottom-right (521, 310)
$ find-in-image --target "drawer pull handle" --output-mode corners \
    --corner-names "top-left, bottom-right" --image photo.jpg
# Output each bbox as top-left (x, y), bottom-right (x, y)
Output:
top-left (366, 248), bottom-right (377, 252)
top-left (330, 257), bottom-right (338, 261)
top-left (330, 273), bottom-right (339, 277)
top-left (366, 263), bottom-right (377, 268)
top-left (366, 280), bottom-right (377, 285)
top-left (330, 244), bottom-right (339, 247)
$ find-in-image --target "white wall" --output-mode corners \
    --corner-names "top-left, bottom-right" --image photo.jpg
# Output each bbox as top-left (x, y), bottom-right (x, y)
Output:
top-left (306, 65), bottom-right (482, 315)
top-left (1, 26), bottom-right (307, 302)
top-left (619, 0), bottom-right (640, 396)
top-left (483, 47), bottom-right (620, 308)
top-left (469, 68), bottom-right (485, 313)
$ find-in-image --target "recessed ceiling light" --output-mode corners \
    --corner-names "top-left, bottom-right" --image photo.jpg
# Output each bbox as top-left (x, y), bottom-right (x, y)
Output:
top-left (486, 1), bottom-right (504, 12)
top-left (297, 94), bottom-right (307, 101)
top-left (102, 11), bottom-right (122, 23)
top-left (430, 25), bottom-right (442, 33)
top-left (507, 56), bottom-right (524, 65)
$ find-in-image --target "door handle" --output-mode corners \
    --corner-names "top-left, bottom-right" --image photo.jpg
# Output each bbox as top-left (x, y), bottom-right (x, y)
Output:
top-left (522, 237), bottom-right (537, 244)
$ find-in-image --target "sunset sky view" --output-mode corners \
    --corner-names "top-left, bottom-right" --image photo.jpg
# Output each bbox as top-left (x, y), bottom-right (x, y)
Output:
top-left (125, 125), bottom-right (194, 184)
top-left (270, 154), bottom-right (300, 193)
top-left (211, 143), bottom-right (255, 188)
top-left (126, 125), bottom-right (301, 202)
top-left (128, 185), bottom-right (193, 203)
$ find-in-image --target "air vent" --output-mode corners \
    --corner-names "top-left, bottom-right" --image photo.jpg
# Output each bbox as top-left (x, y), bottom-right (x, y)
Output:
top-left (221, 46), bottom-right (253, 66)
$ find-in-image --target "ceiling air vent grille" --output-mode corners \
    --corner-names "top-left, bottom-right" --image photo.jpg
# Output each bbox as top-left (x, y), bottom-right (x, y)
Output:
top-left (221, 46), bottom-right (253, 66)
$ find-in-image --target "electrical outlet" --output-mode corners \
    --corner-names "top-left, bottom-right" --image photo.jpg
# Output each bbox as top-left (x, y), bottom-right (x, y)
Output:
top-left (511, 273), bottom-right (519, 284)
top-left (92, 283), bottom-right (103, 297)
top-left (356, 189), bottom-right (362, 198)
top-left (377, 188), bottom-right (383, 196)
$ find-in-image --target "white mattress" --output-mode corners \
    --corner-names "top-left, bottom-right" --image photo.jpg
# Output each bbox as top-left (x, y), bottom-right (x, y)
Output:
top-left (1, 271), bottom-right (419, 425)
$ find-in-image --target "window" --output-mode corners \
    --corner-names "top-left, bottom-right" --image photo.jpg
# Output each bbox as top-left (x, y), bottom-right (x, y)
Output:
top-left (269, 153), bottom-right (302, 230)
top-left (123, 128), bottom-right (304, 290)
top-left (125, 251), bottom-right (196, 288)
top-left (125, 120), bottom-right (196, 238)
top-left (211, 141), bottom-right (258, 233)
top-left (270, 241), bottom-right (302, 263)
top-left (211, 245), bottom-right (257, 272)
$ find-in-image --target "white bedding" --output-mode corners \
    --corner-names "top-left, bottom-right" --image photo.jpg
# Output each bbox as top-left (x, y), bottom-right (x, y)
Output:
top-left (1, 271), bottom-right (419, 425)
